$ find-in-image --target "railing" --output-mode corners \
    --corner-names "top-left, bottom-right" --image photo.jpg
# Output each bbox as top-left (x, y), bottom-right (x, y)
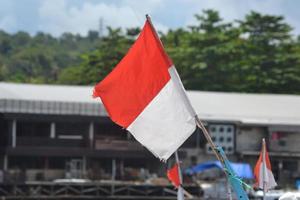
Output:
top-left (0, 182), bottom-right (203, 200)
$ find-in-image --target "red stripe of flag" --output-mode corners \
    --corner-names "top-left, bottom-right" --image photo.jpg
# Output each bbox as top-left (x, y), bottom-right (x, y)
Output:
top-left (93, 20), bottom-right (173, 128)
top-left (167, 163), bottom-right (181, 188)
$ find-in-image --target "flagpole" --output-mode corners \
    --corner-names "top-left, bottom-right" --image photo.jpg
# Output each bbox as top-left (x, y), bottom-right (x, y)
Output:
top-left (145, 14), bottom-right (163, 46)
top-left (195, 115), bottom-right (231, 200)
top-left (175, 151), bottom-right (183, 184)
top-left (262, 138), bottom-right (266, 200)
top-left (175, 151), bottom-right (185, 200)
top-left (195, 115), bottom-right (248, 200)
top-left (195, 116), bottom-right (224, 163)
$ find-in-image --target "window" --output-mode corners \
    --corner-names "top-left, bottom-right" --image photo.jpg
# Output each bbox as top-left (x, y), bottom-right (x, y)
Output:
top-left (206, 124), bottom-right (235, 155)
top-left (219, 136), bottom-right (224, 142)
top-left (56, 122), bottom-right (88, 139)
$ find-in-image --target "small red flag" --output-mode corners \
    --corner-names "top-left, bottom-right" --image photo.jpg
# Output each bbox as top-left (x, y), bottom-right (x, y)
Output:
top-left (167, 163), bottom-right (180, 188)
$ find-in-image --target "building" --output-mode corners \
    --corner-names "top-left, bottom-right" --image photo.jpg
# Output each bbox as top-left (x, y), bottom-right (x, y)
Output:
top-left (0, 82), bottom-right (300, 187)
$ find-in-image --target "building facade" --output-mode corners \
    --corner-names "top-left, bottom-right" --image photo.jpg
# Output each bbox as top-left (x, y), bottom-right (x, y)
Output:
top-left (0, 82), bottom-right (300, 187)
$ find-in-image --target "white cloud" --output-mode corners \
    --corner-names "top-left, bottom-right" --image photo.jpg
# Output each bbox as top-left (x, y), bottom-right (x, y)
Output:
top-left (37, 0), bottom-right (169, 36)
top-left (0, 0), bottom-right (298, 36)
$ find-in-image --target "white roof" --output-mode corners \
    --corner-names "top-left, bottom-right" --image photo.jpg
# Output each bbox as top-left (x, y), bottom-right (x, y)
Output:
top-left (0, 82), bottom-right (97, 103)
top-left (0, 82), bottom-right (102, 116)
top-left (188, 91), bottom-right (300, 126)
top-left (1, 82), bottom-right (300, 125)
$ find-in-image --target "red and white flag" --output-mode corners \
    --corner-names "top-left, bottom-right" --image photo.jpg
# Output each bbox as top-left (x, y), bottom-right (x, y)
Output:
top-left (254, 138), bottom-right (277, 191)
top-left (93, 17), bottom-right (196, 160)
top-left (167, 163), bottom-right (181, 188)
top-left (167, 152), bottom-right (185, 200)
top-left (168, 163), bottom-right (185, 200)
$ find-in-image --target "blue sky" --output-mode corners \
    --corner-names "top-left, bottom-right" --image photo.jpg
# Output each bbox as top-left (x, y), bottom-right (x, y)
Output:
top-left (1, 0), bottom-right (300, 37)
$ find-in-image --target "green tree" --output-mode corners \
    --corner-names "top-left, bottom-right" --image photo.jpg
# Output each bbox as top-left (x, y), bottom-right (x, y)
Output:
top-left (163, 9), bottom-right (242, 91)
top-left (238, 11), bottom-right (300, 93)
top-left (58, 27), bottom-right (132, 85)
top-left (13, 31), bottom-right (31, 46)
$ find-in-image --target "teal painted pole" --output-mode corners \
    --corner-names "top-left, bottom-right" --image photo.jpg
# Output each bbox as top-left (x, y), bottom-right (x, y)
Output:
top-left (216, 147), bottom-right (249, 200)
top-left (195, 116), bottom-right (249, 200)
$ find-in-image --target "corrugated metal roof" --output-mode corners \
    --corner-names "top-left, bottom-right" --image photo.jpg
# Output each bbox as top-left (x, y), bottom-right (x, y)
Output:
top-left (0, 82), bottom-right (97, 103)
top-left (188, 91), bottom-right (300, 125)
top-left (0, 82), bottom-right (104, 116)
top-left (1, 82), bottom-right (300, 125)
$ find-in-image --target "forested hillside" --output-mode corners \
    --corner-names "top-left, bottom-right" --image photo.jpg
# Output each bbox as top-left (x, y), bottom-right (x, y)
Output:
top-left (1, 10), bottom-right (300, 94)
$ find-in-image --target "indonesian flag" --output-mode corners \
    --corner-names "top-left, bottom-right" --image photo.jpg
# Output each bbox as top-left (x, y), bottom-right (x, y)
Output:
top-left (167, 152), bottom-right (185, 200)
top-left (254, 138), bottom-right (277, 191)
top-left (167, 163), bottom-right (185, 200)
top-left (167, 163), bottom-right (181, 188)
top-left (93, 17), bottom-right (196, 160)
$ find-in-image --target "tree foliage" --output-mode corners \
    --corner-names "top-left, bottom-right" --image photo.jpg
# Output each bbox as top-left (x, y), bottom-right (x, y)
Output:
top-left (0, 10), bottom-right (300, 94)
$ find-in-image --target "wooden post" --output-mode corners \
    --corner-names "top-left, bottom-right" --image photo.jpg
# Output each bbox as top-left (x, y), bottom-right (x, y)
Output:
top-left (3, 154), bottom-right (8, 171)
top-left (83, 156), bottom-right (87, 179)
top-left (111, 159), bottom-right (116, 195)
top-left (44, 157), bottom-right (49, 181)
top-left (195, 116), bottom-right (223, 163)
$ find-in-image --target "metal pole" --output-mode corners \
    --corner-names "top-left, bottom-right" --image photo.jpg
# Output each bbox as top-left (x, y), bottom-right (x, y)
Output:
top-left (262, 138), bottom-right (266, 200)
top-left (175, 151), bottom-right (182, 183)
top-left (175, 151), bottom-right (185, 200)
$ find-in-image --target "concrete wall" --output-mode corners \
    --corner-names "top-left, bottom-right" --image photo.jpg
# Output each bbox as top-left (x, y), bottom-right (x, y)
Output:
top-left (269, 131), bottom-right (300, 152)
top-left (236, 126), bottom-right (267, 152)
